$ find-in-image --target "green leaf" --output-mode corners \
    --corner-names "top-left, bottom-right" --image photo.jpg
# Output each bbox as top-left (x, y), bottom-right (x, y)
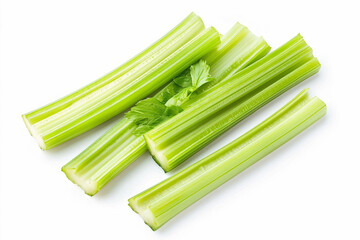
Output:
top-left (133, 125), bottom-right (156, 136)
top-left (155, 82), bottom-right (184, 104)
top-left (173, 69), bottom-right (192, 88)
top-left (164, 88), bottom-right (193, 107)
top-left (165, 60), bottom-right (213, 107)
top-left (190, 59), bottom-right (214, 88)
top-left (125, 98), bottom-right (167, 125)
top-left (165, 105), bottom-right (184, 116)
top-left (125, 98), bottom-right (183, 136)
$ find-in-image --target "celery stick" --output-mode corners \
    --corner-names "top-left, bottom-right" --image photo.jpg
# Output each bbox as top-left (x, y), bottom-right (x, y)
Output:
top-left (22, 13), bottom-right (220, 150)
top-left (129, 89), bottom-right (326, 230)
top-left (201, 22), bottom-right (270, 89)
top-left (145, 34), bottom-right (321, 172)
top-left (62, 23), bottom-right (270, 196)
top-left (62, 119), bottom-right (145, 195)
top-left (25, 12), bottom-right (203, 126)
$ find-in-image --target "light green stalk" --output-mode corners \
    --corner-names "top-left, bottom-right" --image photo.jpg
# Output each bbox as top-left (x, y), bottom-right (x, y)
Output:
top-left (129, 89), bottom-right (326, 230)
top-left (62, 119), bottom-right (145, 195)
top-left (145, 34), bottom-right (321, 172)
top-left (22, 13), bottom-right (219, 150)
top-left (62, 23), bottom-right (270, 196)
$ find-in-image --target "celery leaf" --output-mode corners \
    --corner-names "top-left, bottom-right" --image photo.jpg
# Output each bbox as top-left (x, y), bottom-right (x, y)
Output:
top-left (155, 82), bottom-right (184, 104)
top-left (190, 59), bottom-right (214, 88)
top-left (173, 69), bottom-right (192, 88)
top-left (166, 60), bottom-right (213, 107)
top-left (126, 98), bottom-right (183, 135)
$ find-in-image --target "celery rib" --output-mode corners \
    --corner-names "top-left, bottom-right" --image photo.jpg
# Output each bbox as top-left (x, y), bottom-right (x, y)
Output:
top-left (62, 23), bottom-right (270, 196)
top-left (62, 119), bottom-right (145, 195)
top-left (129, 89), bottom-right (326, 230)
top-left (22, 13), bottom-right (215, 150)
top-left (144, 34), bottom-right (321, 172)
top-left (201, 23), bottom-right (270, 91)
top-left (24, 13), bottom-right (204, 125)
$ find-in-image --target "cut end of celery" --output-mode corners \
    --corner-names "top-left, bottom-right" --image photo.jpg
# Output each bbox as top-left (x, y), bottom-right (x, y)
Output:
top-left (62, 167), bottom-right (99, 196)
top-left (22, 114), bottom-right (47, 150)
top-left (144, 135), bottom-right (170, 172)
top-left (128, 199), bottom-right (158, 231)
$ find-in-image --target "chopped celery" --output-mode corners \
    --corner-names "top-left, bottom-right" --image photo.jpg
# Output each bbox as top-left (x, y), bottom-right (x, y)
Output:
top-left (144, 34), bottom-right (321, 172)
top-left (22, 13), bottom-right (220, 150)
top-left (201, 22), bottom-right (271, 90)
top-left (62, 23), bottom-right (270, 196)
top-left (62, 119), bottom-right (145, 195)
top-left (129, 89), bottom-right (327, 230)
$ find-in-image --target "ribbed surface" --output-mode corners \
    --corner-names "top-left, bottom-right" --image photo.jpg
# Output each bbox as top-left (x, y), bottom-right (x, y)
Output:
top-left (38, 27), bottom-right (220, 150)
top-left (129, 89), bottom-right (326, 230)
top-left (25, 13), bottom-right (204, 125)
top-left (23, 13), bottom-right (209, 150)
top-left (62, 118), bottom-right (146, 196)
top-left (61, 22), bottom-right (270, 195)
top-left (145, 34), bottom-right (321, 172)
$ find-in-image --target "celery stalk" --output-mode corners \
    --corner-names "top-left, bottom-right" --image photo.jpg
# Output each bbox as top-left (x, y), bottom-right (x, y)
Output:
top-left (62, 119), bottom-right (145, 195)
top-left (22, 13), bottom-right (220, 150)
top-left (202, 22), bottom-right (270, 89)
top-left (25, 12), bottom-right (203, 126)
top-left (144, 34), bottom-right (321, 172)
top-left (62, 23), bottom-right (270, 196)
top-left (129, 89), bottom-right (327, 230)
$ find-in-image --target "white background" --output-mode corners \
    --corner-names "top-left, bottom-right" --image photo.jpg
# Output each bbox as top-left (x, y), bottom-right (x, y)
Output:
top-left (1, 0), bottom-right (359, 239)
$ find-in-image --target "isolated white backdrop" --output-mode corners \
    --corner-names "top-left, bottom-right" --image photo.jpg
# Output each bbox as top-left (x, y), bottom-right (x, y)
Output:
top-left (1, 0), bottom-right (359, 239)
